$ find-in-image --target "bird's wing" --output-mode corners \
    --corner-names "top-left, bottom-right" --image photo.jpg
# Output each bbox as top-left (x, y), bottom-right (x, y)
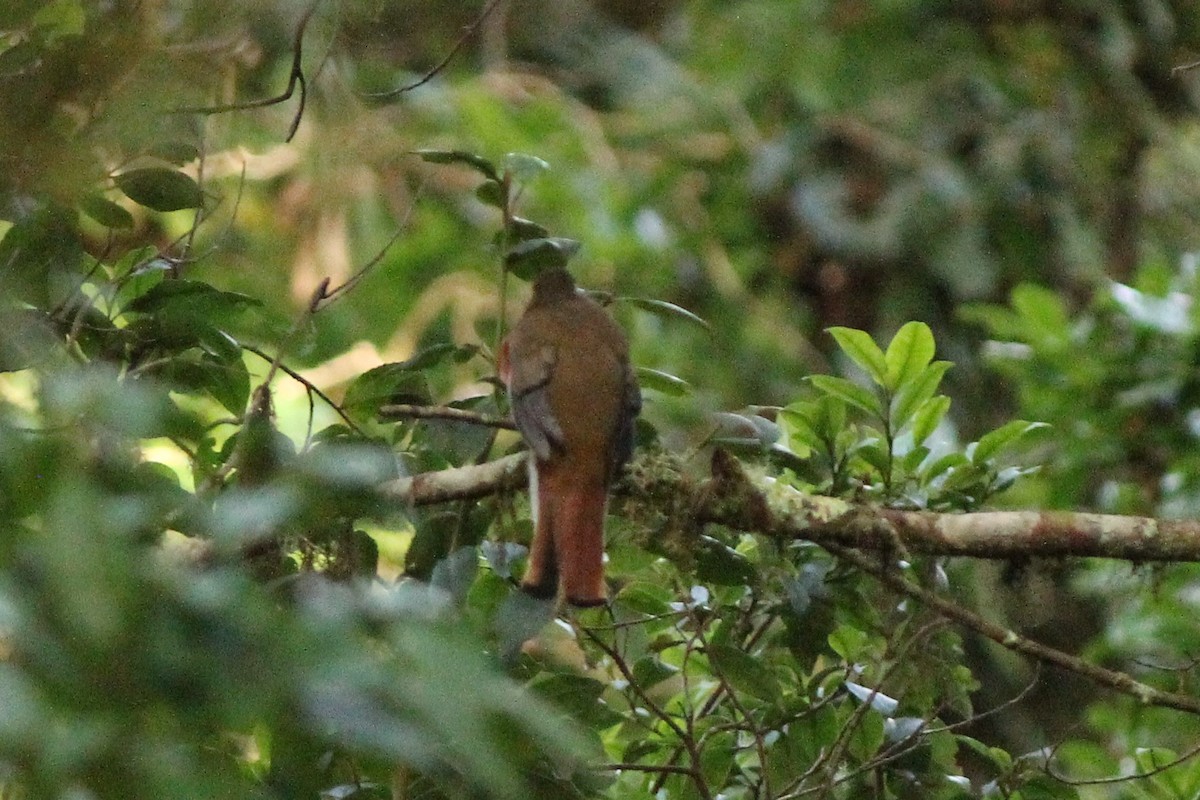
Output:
top-left (610, 363), bottom-right (642, 477)
top-left (503, 341), bottom-right (566, 462)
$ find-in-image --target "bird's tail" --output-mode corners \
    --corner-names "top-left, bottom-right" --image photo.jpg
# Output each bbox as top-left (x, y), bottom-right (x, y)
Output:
top-left (522, 466), bottom-right (608, 607)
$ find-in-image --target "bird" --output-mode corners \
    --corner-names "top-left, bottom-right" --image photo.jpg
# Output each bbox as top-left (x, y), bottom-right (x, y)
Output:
top-left (497, 267), bottom-right (640, 606)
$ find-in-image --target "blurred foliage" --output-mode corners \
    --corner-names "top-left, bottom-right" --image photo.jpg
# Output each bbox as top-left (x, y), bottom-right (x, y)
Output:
top-left (5, 0), bottom-right (1200, 799)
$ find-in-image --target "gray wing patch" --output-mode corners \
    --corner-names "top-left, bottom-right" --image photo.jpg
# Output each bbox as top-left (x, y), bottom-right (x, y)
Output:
top-left (508, 344), bottom-right (566, 462)
top-left (511, 378), bottom-right (566, 462)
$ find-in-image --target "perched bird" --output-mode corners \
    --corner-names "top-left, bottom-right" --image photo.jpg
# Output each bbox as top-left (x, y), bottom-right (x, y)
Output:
top-left (498, 267), bottom-right (640, 606)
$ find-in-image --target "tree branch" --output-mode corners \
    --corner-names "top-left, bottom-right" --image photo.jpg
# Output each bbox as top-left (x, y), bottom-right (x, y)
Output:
top-left (700, 449), bottom-right (1200, 562)
top-left (377, 448), bottom-right (1200, 716)
top-left (380, 452), bottom-right (527, 506)
top-left (379, 403), bottom-right (516, 430)
top-left (382, 447), bottom-right (1200, 562)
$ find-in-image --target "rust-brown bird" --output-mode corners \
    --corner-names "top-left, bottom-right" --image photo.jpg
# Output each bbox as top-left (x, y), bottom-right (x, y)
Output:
top-left (497, 267), bottom-right (640, 606)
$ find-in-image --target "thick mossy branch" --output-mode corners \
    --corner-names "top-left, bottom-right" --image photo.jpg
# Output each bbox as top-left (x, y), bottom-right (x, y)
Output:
top-left (701, 449), bottom-right (1200, 562)
top-left (380, 448), bottom-right (1200, 712)
top-left (383, 448), bottom-right (1200, 562)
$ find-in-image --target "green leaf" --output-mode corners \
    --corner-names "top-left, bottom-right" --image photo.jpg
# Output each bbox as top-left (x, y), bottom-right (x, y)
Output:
top-left (707, 644), bottom-right (780, 702)
top-left (884, 321), bottom-right (936, 391)
top-left (125, 280), bottom-right (255, 313)
top-left (159, 350), bottom-right (250, 414)
top-left (398, 342), bottom-right (462, 371)
top-left (614, 582), bottom-right (673, 616)
top-left (1016, 771), bottom-right (1081, 800)
top-left (847, 707), bottom-right (885, 761)
top-left (475, 180), bottom-right (505, 208)
top-left (412, 148), bottom-right (500, 181)
top-left (430, 547), bottom-right (479, 606)
top-left (695, 535), bottom-right (758, 586)
top-left (779, 404), bottom-right (824, 454)
top-left (636, 366), bottom-right (690, 396)
top-left (710, 412), bottom-right (779, 448)
top-left (504, 237), bottom-right (582, 279)
top-left (114, 257), bottom-right (171, 310)
top-left (503, 216), bottom-right (549, 244)
top-left (344, 364), bottom-right (432, 414)
top-left (622, 296), bottom-right (710, 332)
top-left (806, 375), bottom-right (882, 418)
top-left (700, 731), bottom-right (735, 789)
top-left (493, 590), bottom-right (555, 665)
top-left (115, 168), bottom-right (204, 211)
top-left (502, 152), bottom-right (551, 182)
top-left (1011, 283), bottom-right (1070, 336)
top-left (971, 420), bottom-right (1049, 465)
top-left (890, 361), bottom-right (952, 432)
top-left (828, 624), bottom-right (869, 661)
top-left (631, 656), bottom-right (678, 690)
top-left (79, 193), bottom-right (133, 229)
top-left (910, 395), bottom-right (951, 446)
top-left (923, 451), bottom-right (968, 481)
top-left (146, 141), bottom-right (200, 165)
top-left (829, 327), bottom-right (888, 385)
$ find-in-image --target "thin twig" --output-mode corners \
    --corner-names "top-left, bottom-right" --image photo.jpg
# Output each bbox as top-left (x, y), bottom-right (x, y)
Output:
top-left (378, 403), bottom-right (515, 429)
top-left (321, 179), bottom-right (427, 306)
top-left (583, 628), bottom-right (715, 800)
top-left (241, 342), bottom-right (364, 436)
top-left (1046, 734), bottom-right (1200, 786)
top-left (600, 763), bottom-right (697, 776)
top-left (173, 1), bottom-right (317, 142)
top-left (825, 543), bottom-right (1200, 715)
top-left (362, 0), bottom-right (506, 100)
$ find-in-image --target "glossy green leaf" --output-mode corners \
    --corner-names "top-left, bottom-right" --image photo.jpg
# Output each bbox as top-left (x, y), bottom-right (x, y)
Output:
top-left (80, 193), bottom-right (133, 229)
top-left (695, 535), bottom-right (758, 586)
top-left (910, 395), bottom-right (951, 447)
top-left (622, 297), bottom-right (711, 331)
top-left (884, 321), bottom-right (936, 391)
top-left (890, 361), bottom-right (952, 432)
top-left (344, 364), bottom-right (433, 414)
top-left (807, 375), bottom-right (881, 418)
top-left (115, 168), bottom-right (204, 211)
top-left (502, 152), bottom-right (551, 182)
top-left (413, 148), bottom-right (500, 181)
top-left (125, 279), bottom-right (259, 318)
top-left (779, 404), bottom-right (825, 453)
top-left (700, 731), bottom-right (735, 789)
top-left (503, 216), bottom-right (549, 244)
top-left (1011, 283), bottom-right (1070, 336)
top-left (847, 706), bottom-right (885, 761)
top-left (636, 366), bottom-right (690, 396)
top-left (972, 420), bottom-right (1049, 465)
top-left (159, 350), bottom-right (250, 414)
top-left (829, 326), bottom-right (888, 385)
